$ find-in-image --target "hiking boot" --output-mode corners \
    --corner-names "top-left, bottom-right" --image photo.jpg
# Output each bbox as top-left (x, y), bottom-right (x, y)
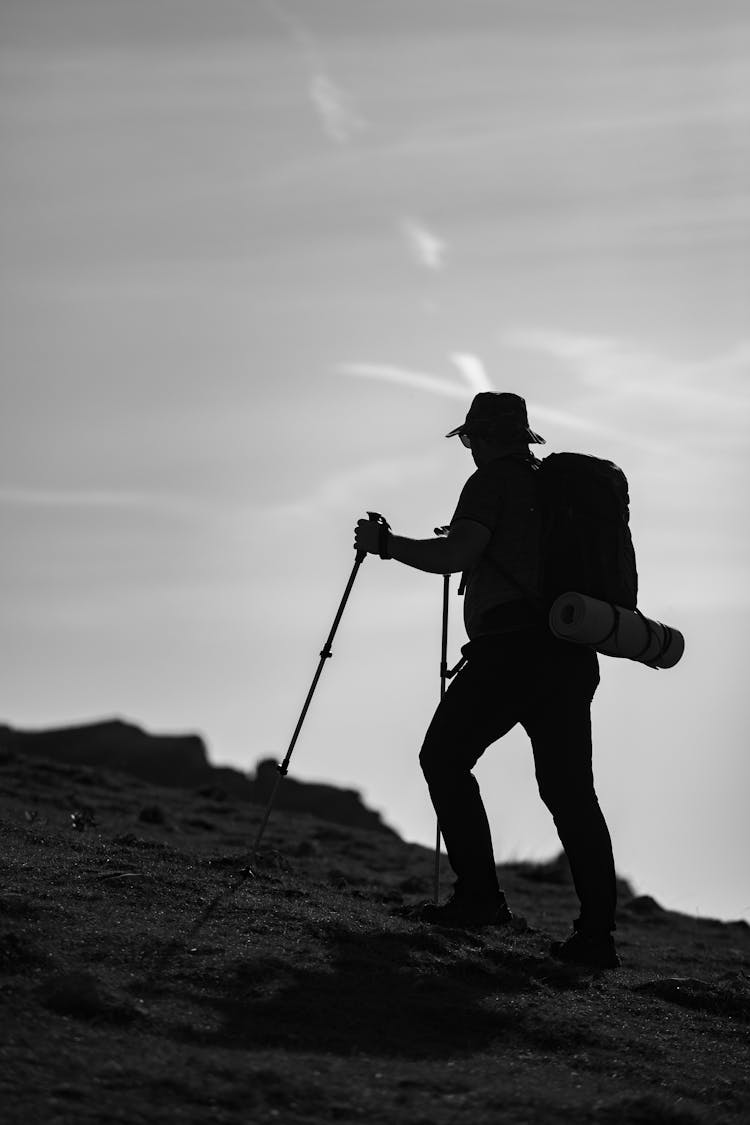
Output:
top-left (549, 930), bottom-right (620, 970)
top-left (419, 892), bottom-right (515, 929)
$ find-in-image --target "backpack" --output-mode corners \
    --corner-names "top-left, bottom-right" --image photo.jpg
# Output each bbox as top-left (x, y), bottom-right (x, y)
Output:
top-left (477, 452), bottom-right (638, 613)
top-left (534, 452), bottom-right (638, 610)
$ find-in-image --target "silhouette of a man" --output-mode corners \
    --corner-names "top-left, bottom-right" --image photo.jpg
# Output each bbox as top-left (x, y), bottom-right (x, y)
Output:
top-left (354, 392), bottom-right (619, 969)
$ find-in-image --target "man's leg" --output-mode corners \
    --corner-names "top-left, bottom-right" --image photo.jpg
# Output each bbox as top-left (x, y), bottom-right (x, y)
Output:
top-left (419, 644), bottom-right (520, 902)
top-left (522, 645), bottom-right (617, 935)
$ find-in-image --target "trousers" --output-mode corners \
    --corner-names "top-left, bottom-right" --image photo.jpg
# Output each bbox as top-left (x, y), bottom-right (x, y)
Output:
top-left (419, 627), bottom-right (617, 933)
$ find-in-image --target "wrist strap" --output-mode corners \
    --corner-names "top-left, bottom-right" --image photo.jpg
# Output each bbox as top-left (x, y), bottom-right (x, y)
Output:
top-left (378, 524), bottom-right (391, 559)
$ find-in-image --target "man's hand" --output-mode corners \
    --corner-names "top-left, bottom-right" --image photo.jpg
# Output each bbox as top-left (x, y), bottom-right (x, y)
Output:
top-left (354, 518), bottom-right (385, 556)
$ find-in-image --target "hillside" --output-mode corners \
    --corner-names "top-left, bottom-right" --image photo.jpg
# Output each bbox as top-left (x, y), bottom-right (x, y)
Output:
top-left (1, 745), bottom-right (748, 1124)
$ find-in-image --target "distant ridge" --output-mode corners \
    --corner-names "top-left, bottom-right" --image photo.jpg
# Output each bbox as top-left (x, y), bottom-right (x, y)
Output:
top-left (0, 719), bottom-right (396, 836)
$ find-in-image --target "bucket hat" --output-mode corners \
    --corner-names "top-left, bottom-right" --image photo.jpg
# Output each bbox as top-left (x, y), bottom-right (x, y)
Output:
top-left (445, 392), bottom-right (545, 444)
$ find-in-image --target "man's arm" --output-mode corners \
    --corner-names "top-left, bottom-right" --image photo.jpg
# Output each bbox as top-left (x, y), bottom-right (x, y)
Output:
top-left (355, 518), bottom-right (491, 574)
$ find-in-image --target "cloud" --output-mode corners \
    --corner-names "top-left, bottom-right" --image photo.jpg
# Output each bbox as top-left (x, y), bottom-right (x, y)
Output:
top-left (339, 361), bottom-right (471, 401)
top-left (338, 356), bottom-right (639, 443)
top-left (0, 485), bottom-right (204, 517)
top-left (259, 0), bottom-right (367, 145)
top-left (265, 454), bottom-right (438, 521)
top-left (339, 355), bottom-right (499, 401)
top-left (508, 331), bottom-right (750, 421)
top-left (502, 332), bottom-right (750, 606)
top-left (509, 331), bottom-right (618, 366)
top-left (449, 353), bottom-right (493, 393)
top-left (309, 73), bottom-right (367, 144)
top-left (401, 217), bottom-right (446, 270)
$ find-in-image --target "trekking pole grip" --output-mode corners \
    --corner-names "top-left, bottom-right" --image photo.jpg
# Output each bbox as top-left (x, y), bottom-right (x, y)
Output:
top-left (362, 510), bottom-right (392, 561)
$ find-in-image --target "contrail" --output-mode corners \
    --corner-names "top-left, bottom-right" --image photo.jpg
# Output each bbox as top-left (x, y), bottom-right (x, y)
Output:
top-left (450, 353), bottom-right (493, 392)
top-left (340, 356), bottom-right (496, 400)
top-left (309, 73), bottom-right (366, 144)
top-left (401, 217), bottom-right (447, 270)
top-left (261, 0), bottom-right (452, 288)
top-left (339, 362), bottom-right (470, 400)
top-left (338, 359), bottom-right (654, 446)
top-left (260, 0), bottom-right (366, 144)
top-left (263, 3), bottom-right (562, 426)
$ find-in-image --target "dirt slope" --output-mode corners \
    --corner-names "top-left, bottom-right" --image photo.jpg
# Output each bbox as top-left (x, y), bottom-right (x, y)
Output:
top-left (1, 748), bottom-right (748, 1124)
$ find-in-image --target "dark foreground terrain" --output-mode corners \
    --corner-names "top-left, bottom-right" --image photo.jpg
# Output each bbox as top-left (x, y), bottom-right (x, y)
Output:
top-left (1, 747), bottom-right (748, 1124)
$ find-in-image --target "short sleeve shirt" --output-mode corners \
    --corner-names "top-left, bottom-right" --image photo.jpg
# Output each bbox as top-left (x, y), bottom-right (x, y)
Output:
top-left (450, 453), bottom-right (541, 638)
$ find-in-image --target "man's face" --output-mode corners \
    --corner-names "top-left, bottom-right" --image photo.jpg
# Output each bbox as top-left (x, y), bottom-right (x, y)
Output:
top-left (462, 429), bottom-right (494, 468)
top-left (463, 428), bottom-right (524, 468)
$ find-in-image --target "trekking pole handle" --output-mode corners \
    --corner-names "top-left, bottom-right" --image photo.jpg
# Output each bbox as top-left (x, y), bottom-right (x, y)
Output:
top-left (360, 510), bottom-right (392, 561)
top-left (435, 524), bottom-right (451, 580)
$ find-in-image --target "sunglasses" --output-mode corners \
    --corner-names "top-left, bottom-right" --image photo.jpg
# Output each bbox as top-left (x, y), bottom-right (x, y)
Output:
top-left (459, 432), bottom-right (472, 448)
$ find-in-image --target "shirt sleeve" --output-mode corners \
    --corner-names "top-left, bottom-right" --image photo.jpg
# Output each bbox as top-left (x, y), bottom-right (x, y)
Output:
top-left (449, 465), bottom-right (503, 534)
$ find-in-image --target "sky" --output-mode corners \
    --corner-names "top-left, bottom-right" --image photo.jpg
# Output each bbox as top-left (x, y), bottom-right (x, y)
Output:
top-left (1, 0), bottom-right (748, 922)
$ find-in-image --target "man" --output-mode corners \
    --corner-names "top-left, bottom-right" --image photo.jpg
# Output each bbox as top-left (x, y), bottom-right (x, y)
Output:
top-left (354, 392), bottom-right (619, 969)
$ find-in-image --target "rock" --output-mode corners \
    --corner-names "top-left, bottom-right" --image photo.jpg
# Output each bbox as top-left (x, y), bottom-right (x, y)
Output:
top-left (510, 853), bottom-right (573, 885)
top-left (624, 894), bottom-right (666, 916)
top-left (509, 853), bottom-right (635, 901)
top-left (0, 719), bottom-right (254, 800)
top-left (0, 722), bottom-right (399, 837)
top-left (1, 719), bottom-right (209, 786)
top-left (249, 759), bottom-right (397, 836)
top-left (38, 970), bottom-right (140, 1023)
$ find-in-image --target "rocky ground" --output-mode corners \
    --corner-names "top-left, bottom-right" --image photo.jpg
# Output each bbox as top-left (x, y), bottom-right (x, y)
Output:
top-left (1, 746), bottom-right (748, 1124)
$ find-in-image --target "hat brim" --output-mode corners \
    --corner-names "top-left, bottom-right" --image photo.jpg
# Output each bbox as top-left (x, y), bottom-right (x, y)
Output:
top-left (446, 424), bottom-right (546, 445)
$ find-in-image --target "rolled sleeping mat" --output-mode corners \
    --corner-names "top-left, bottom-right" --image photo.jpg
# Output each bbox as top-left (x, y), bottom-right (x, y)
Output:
top-left (549, 592), bottom-right (685, 669)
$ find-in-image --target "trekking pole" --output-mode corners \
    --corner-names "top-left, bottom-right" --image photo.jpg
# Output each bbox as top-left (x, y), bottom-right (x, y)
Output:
top-left (145, 512), bottom-right (387, 982)
top-left (434, 525), bottom-right (451, 904)
top-left (251, 510), bottom-right (389, 856)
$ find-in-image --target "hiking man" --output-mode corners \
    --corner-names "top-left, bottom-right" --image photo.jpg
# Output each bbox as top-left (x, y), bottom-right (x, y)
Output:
top-left (353, 392), bottom-right (620, 969)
